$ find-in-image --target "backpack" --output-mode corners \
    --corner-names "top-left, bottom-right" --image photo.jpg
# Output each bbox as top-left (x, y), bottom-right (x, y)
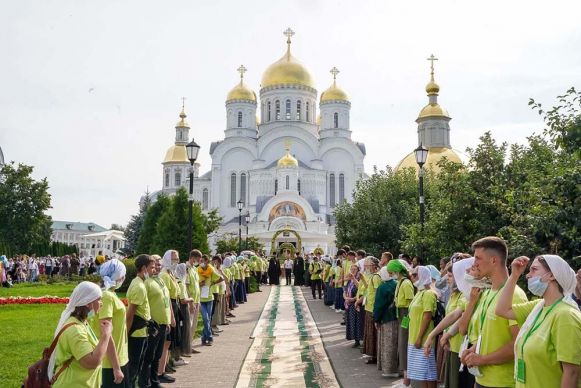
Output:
top-left (433, 299), bottom-right (446, 326)
top-left (23, 323), bottom-right (76, 388)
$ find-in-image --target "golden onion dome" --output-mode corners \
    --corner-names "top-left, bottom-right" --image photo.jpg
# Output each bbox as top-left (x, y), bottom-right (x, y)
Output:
top-left (418, 103), bottom-right (450, 119)
top-left (176, 108), bottom-right (189, 128)
top-left (320, 67), bottom-right (348, 102)
top-left (226, 81), bottom-right (256, 102)
top-left (425, 80), bottom-right (440, 95)
top-left (394, 147), bottom-right (462, 174)
top-left (163, 145), bottom-right (189, 164)
top-left (261, 30), bottom-right (315, 89)
top-left (277, 149), bottom-right (299, 168)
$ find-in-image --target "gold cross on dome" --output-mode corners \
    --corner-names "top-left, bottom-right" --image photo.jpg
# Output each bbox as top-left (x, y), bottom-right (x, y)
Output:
top-left (237, 65), bottom-right (247, 80)
top-left (181, 96), bottom-right (186, 110)
top-left (427, 54), bottom-right (438, 77)
top-left (283, 27), bottom-right (295, 43)
top-left (330, 67), bottom-right (340, 81)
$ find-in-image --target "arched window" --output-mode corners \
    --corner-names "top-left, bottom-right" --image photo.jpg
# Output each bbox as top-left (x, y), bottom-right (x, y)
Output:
top-left (297, 179), bottom-right (301, 195)
top-left (165, 172), bottom-right (170, 187)
top-left (285, 99), bottom-right (291, 120)
top-left (296, 100), bottom-right (301, 120)
top-left (339, 173), bottom-right (345, 202)
top-left (202, 188), bottom-right (209, 210)
top-left (334, 112), bottom-right (339, 128)
top-left (240, 173), bottom-right (247, 206)
top-left (306, 102), bottom-right (310, 122)
top-left (230, 173), bottom-right (237, 207)
top-left (274, 179), bottom-right (278, 195)
top-left (237, 111), bottom-right (243, 127)
top-left (285, 175), bottom-right (290, 190)
top-left (267, 101), bottom-right (271, 121)
top-left (175, 172), bottom-right (181, 186)
top-left (275, 100), bottom-right (281, 120)
top-left (329, 173), bottom-right (336, 208)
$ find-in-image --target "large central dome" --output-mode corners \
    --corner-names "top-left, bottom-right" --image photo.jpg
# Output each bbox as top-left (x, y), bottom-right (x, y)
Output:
top-left (261, 30), bottom-right (315, 89)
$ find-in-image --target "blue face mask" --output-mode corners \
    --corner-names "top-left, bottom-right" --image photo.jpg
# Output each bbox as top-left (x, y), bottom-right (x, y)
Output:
top-left (87, 309), bottom-right (95, 319)
top-left (527, 276), bottom-right (549, 296)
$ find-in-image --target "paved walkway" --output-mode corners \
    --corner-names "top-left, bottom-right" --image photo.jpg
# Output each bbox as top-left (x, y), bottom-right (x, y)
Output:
top-left (170, 286), bottom-right (271, 387)
top-left (302, 286), bottom-right (404, 388)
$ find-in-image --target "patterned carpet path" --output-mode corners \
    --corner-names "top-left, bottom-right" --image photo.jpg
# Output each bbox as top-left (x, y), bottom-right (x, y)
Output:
top-left (236, 285), bottom-right (340, 388)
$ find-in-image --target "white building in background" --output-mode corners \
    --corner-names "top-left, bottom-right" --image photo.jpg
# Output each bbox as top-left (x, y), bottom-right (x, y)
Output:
top-left (51, 221), bottom-right (126, 258)
top-left (150, 28), bottom-right (367, 256)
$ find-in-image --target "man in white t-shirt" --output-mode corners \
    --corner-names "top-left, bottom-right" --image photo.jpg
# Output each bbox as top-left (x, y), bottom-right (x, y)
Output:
top-left (284, 253), bottom-right (293, 286)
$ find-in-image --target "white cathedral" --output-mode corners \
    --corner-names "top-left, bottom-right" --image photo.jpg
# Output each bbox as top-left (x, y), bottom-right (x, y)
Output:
top-left (153, 29), bottom-right (461, 256)
top-left (155, 29), bottom-right (366, 256)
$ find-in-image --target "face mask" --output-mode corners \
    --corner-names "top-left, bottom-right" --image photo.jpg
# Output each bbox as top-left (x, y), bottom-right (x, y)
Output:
top-left (201, 263), bottom-right (207, 269)
top-left (144, 272), bottom-right (150, 280)
top-left (87, 310), bottom-right (95, 319)
top-left (413, 280), bottom-right (422, 288)
top-left (464, 273), bottom-right (492, 289)
top-left (114, 280), bottom-right (124, 290)
top-left (528, 276), bottom-right (549, 296)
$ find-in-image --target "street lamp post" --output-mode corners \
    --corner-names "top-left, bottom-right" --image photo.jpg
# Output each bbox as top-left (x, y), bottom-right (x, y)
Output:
top-left (237, 200), bottom-right (244, 254)
top-left (186, 139), bottom-right (201, 255)
top-left (245, 211), bottom-right (250, 250)
top-left (414, 144), bottom-right (429, 261)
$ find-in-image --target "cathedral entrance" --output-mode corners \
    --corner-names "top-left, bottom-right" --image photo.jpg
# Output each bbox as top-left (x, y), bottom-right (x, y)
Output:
top-left (270, 228), bottom-right (302, 258)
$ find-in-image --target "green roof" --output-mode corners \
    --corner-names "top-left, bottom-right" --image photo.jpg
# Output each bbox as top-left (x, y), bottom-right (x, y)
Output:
top-left (52, 221), bottom-right (107, 233)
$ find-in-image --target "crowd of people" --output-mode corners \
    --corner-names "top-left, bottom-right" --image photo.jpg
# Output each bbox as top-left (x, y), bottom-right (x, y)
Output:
top-left (42, 249), bottom-right (269, 388)
top-left (0, 251), bottom-right (111, 286)
top-left (290, 237), bottom-right (581, 388)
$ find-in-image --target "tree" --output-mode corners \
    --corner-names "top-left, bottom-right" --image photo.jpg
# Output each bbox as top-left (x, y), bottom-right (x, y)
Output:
top-left (0, 162), bottom-right (52, 254)
top-left (110, 224), bottom-right (125, 231)
top-left (124, 191), bottom-right (151, 254)
top-left (215, 233), bottom-right (263, 254)
top-left (203, 208), bottom-right (222, 235)
top-left (136, 193), bottom-right (169, 255)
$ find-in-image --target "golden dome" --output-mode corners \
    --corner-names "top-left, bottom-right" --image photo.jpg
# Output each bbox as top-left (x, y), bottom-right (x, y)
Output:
top-left (425, 80), bottom-right (440, 95)
top-left (394, 147), bottom-right (462, 174)
top-left (418, 103), bottom-right (450, 119)
top-left (163, 145), bottom-right (189, 164)
top-left (277, 149), bottom-right (298, 168)
top-left (261, 31), bottom-right (314, 89)
top-left (176, 108), bottom-right (189, 128)
top-left (226, 81), bottom-right (256, 102)
top-left (320, 67), bottom-right (348, 102)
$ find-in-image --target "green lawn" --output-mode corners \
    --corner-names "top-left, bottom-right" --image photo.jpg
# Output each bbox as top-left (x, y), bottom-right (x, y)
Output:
top-left (1, 305), bottom-right (61, 387)
top-left (0, 282), bottom-right (77, 297)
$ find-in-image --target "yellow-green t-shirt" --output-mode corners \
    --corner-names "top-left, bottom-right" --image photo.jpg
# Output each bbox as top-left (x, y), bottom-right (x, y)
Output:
top-left (145, 276), bottom-right (171, 325)
top-left (335, 266), bottom-right (344, 289)
top-left (357, 274), bottom-right (369, 298)
top-left (513, 300), bottom-right (581, 388)
top-left (160, 270), bottom-right (178, 299)
top-left (200, 264), bottom-right (222, 303)
top-left (53, 317), bottom-right (100, 388)
top-left (187, 265), bottom-right (200, 304)
top-left (126, 276), bottom-right (151, 338)
top-left (342, 260), bottom-right (353, 286)
top-left (364, 273), bottom-right (382, 312)
top-left (91, 290), bottom-right (128, 369)
top-left (408, 289), bottom-right (437, 344)
top-left (475, 285), bottom-right (528, 388)
top-left (395, 278), bottom-right (415, 308)
top-left (310, 262), bottom-right (322, 280)
top-left (445, 291), bottom-right (466, 353)
top-left (323, 264), bottom-right (332, 282)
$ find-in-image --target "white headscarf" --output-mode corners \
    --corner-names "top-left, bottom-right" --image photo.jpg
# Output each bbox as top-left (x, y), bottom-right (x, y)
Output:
top-left (48, 281), bottom-right (102, 379)
top-left (162, 250), bottom-right (174, 272)
top-left (378, 266), bottom-right (391, 282)
top-left (514, 255), bottom-right (578, 379)
top-left (175, 263), bottom-right (187, 282)
top-left (357, 258), bottom-right (366, 272)
top-left (99, 259), bottom-right (126, 290)
top-left (223, 256), bottom-right (233, 268)
top-left (453, 257), bottom-right (475, 299)
top-left (415, 266), bottom-right (432, 290)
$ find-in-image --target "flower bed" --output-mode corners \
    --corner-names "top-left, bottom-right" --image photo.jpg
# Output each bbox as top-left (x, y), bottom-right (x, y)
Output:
top-left (0, 296), bottom-right (128, 305)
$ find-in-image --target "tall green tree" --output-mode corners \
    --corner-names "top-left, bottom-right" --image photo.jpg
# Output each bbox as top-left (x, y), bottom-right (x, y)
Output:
top-left (136, 193), bottom-right (169, 254)
top-left (124, 192), bottom-right (151, 254)
top-left (0, 162), bottom-right (52, 254)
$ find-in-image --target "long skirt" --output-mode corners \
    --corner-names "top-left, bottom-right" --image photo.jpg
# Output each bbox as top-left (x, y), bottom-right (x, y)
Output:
top-left (397, 307), bottom-right (409, 372)
top-left (179, 303), bottom-right (191, 355)
top-left (377, 320), bottom-right (399, 374)
top-left (363, 311), bottom-right (378, 359)
top-left (345, 304), bottom-right (363, 341)
top-left (444, 351), bottom-right (474, 388)
top-left (324, 280), bottom-right (335, 305)
top-left (407, 345), bottom-right (437, 381)
top-left (334, 287), bottom-right (344, 310)
top-left (170, 299), bottom-right (182, 350)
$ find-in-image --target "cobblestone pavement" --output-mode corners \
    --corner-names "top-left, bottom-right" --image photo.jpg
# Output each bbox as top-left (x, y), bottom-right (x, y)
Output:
top-left (302, 286), bottom-right (404, 388)
top-left (170, 286), bottom-right (271, 388)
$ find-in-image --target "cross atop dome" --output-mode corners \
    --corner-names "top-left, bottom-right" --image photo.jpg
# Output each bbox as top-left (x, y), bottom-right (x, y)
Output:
top-left (427, 54), bottom-right (438, 80)
top-left (237, 65), bottom-right (247, 81)
top-left (330, 67), bottom-right (340, 81)
top-left (425, 54), bottom-right (440, 96)
top-left (283, 27), bottom-right (295, 44)
top-left (180, 97), bottom-right (187, 119)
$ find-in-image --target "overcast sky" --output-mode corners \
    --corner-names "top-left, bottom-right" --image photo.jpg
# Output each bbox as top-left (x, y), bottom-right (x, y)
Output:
top-left (1, 0), bottom-right (580, 228)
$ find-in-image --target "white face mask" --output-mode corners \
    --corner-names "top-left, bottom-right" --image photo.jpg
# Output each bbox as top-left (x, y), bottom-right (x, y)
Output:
top-left (87, 309), bottom-right (95, 319)
top-left (464, 273), bottom-right (492, 288)
top-left (114, 279), bottom-right (124, 290)
top-left (144, 272), bottom-right (150, 280)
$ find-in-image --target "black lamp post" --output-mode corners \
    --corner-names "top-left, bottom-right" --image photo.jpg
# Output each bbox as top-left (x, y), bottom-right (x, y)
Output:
top-left (237, 200), bottom-right (244, 254)
top-left (186, 139), bottom-right (201, 255)
top-left (414, 144), bottom-right (429, 261)
top-left (245, 211), bottom-right (250, 250)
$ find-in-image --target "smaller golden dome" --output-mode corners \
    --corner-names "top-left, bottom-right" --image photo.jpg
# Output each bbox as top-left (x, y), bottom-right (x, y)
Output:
top-left (394, 147), bottom-right (462, 174)
top-left (226, 81), bottom-right (256, 102)
top-left (277, 148), bottom-right (298, 168)
top-left (425, 80), bottom-right (440, 95)
top-left (418, 103), bottom-right (450, 119)
top-left (176, 108), bottom-right (189, 128)
top-left (320, 83), bottom-right (349, 102)
top-left (163, 145), bottom-right (189, 164)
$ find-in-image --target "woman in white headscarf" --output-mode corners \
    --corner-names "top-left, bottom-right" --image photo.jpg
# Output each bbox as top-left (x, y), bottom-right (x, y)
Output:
top-left (50, 281), bottom-right (112, 388)
top-left (95, 259), bottom-right (129, 387)
top-left (407, 266), bottom-right (438, 387)
top-left (496, 255), bottom-right (581, 388)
